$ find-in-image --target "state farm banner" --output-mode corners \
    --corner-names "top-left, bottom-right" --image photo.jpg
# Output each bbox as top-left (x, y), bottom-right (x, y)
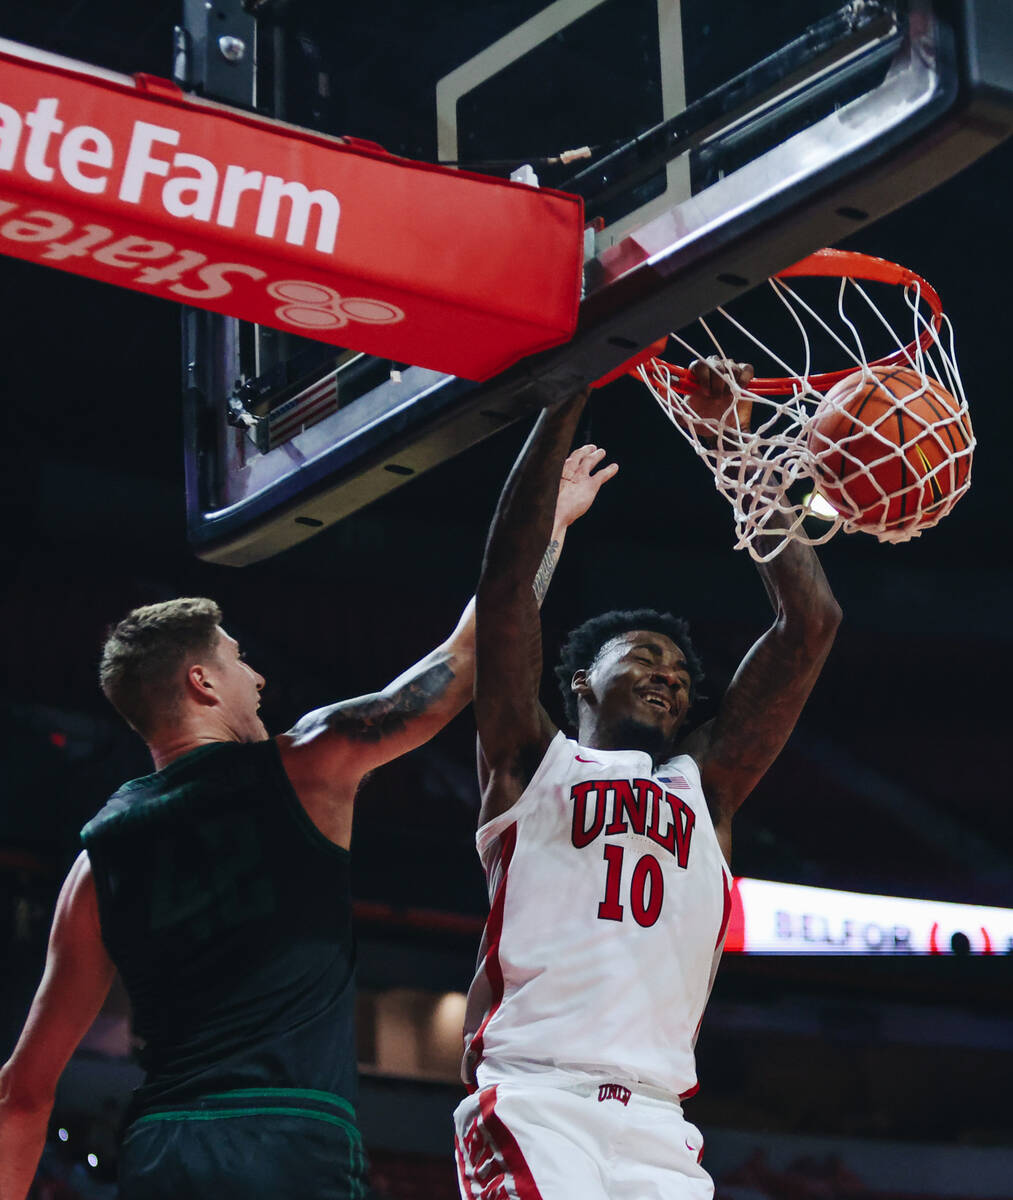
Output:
top-left (0, 40), bottom-right (584, 381)
top-left (724, 877), bottom-right (1013, 955)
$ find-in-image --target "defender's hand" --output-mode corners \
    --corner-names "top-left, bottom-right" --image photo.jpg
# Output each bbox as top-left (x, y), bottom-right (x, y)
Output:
top-left (685, 356), bottom-right (755, 433)
top-left (553, 444), bottom-right (618, 529)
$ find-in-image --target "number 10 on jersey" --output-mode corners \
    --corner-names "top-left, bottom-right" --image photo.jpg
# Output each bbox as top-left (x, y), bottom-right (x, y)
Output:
top-left (598, 846), bottom-right (664, 928)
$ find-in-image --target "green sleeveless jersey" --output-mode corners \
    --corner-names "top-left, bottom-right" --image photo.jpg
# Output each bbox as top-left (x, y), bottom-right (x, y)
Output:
top-left (81, 740), bottom-right (358, 1116)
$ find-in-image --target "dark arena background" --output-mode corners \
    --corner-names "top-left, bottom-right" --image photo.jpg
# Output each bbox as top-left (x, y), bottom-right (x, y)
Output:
top-left (1, 3), bottom-right (1012, 1199)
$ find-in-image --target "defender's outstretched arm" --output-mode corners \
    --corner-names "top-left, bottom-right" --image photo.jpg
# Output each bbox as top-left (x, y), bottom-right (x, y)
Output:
top-left (281, 430), bottom-right (617, 845)
top-left (278, 597), bottom-right (476, 843)
top-left (533, 442), bottom-right (617, 606)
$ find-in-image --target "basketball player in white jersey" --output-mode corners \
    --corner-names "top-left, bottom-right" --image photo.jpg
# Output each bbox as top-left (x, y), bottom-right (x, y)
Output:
top-left (455, 361), bottom-right (842, 1199)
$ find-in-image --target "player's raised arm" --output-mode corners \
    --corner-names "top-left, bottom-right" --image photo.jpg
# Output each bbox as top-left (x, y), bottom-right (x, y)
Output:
top-left (475, 440), bottom-right (620, 794)
top-left (283, 434), bottom-right (619, 840)
top-left (476, 389), bottom-right (602, 822)
top-left (277, 596), bottom-right (476, 825)
top-left (679, 359), bottom-right (842, 858)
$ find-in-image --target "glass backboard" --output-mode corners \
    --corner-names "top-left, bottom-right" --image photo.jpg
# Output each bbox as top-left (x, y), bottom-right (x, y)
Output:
top-left (180, 0), bottom-right (1013, 564)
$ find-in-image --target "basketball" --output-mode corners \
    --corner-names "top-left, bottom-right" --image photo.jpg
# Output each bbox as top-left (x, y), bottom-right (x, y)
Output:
top-left (806, 365), bottom-right (974, 534)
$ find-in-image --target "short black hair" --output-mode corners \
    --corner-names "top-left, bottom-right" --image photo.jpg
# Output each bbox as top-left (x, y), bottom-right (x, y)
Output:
top-left (554, 608), bottom-right (704, 726)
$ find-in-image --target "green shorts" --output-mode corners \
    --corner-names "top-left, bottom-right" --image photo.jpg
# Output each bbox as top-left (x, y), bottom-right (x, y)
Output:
top-left (118, 1088), bottom-right (369, 1200)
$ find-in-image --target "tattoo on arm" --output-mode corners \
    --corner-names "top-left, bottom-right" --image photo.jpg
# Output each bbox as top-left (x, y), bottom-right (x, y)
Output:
top-left (532, 539), bottom-right (561, 607)
top-left (328, 660), bottom-right (456, 742)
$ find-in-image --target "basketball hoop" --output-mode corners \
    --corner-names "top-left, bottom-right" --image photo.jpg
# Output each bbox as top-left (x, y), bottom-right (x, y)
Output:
top-left (617, 249), bottom-right (975, 561)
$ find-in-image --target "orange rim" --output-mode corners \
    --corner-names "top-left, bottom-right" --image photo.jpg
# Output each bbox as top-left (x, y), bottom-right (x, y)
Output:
top-left (634, 248), bottom-right (945, 396)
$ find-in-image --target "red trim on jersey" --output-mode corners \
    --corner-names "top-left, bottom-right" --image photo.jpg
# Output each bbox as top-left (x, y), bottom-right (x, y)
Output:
top-left (679, 1082), bottom-right (700, 1100)
top-left (465, 824), bottom-right (518, 1088)
top-left (478, 1086), bottom-right (545, 1199)
top-left (723, 876), bottom-right (746, 953)
top-left (697, 1136), bottom-right (706, 1164)
top-left (454, 1134), bottom-right (473, 1198)
top-left (715, 870), bottom-right (733, 949)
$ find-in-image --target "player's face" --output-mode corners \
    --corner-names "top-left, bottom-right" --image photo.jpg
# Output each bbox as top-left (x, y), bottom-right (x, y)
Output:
top-left (583, 631), bottom-right (692, 754)
top-left (212, 628), bottom-right (268, 742)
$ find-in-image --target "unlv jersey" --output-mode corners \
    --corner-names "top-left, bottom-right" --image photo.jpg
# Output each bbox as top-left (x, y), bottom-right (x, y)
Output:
top-left (462, 732), bottom-right (732, 1099)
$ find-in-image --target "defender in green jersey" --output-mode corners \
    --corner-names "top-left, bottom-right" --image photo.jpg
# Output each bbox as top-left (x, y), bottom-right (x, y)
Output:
top-left (0, 442), bottom-right (615, 1199)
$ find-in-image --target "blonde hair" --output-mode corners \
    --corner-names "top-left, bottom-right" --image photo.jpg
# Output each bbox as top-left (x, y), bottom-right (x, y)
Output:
top-left (99, 597), bottom-right (223, 737)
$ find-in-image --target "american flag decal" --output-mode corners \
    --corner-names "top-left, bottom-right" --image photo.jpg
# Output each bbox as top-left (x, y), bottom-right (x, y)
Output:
top-left (658, 774), bottom-right (690, 789)
top-left (265, 371), bottom-right (340, 450)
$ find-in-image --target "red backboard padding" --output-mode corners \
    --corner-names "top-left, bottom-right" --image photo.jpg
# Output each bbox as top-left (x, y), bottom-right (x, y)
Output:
top-left (0, 42), bottom-right (584, 381)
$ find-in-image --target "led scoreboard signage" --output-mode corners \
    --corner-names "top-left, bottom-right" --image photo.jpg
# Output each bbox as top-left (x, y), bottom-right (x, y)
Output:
top-left (726, 878), bottom-right (1013, 955)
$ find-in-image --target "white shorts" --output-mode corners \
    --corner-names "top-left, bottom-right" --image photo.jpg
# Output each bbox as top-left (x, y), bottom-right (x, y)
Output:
top-left (453, 1076), bottom-right (714, 1200)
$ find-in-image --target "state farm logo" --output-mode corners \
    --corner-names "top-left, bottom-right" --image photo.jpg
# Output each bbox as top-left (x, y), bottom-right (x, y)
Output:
top-left (267, 281), bottom-right (403, 331)
top-left (0, 81), bottom-right (420, 348)
top-left (0, 197), bottom-right (404, 333)
top-left (1, 97), bottom-right (342, 255)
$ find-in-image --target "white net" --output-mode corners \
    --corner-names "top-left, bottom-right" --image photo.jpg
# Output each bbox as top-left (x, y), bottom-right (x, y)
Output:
top-left (636, 257), bottom-right (975, 562)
